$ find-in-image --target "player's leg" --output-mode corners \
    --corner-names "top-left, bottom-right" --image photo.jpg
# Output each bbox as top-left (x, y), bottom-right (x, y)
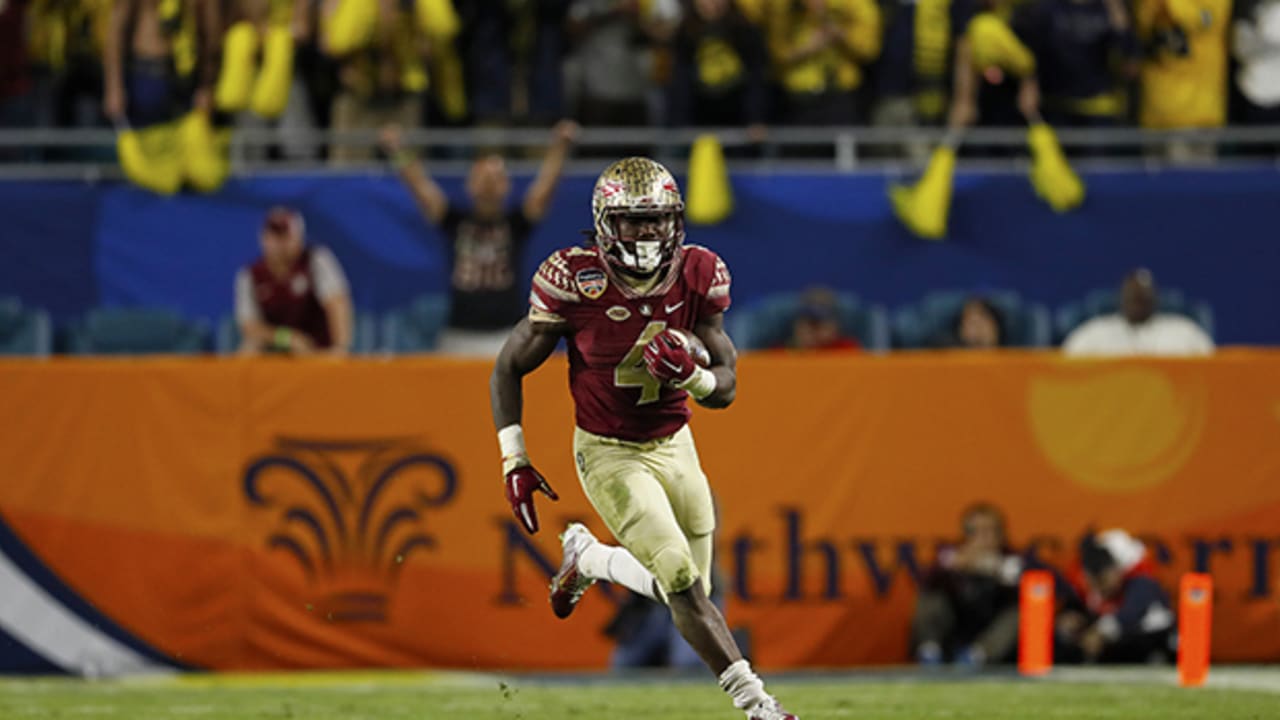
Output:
top-left (665, 584), bottom-right (740, 671)
top-left (559, 428), bottom-right (712, 606)
top-left (561, 428), bottom-right (795, 718)
top-left (551, 520), bottom-right (662, 619)
top-left (658, 427), bottom-right (797, 720)
top-left (549, 430), bottom-right (667, 614)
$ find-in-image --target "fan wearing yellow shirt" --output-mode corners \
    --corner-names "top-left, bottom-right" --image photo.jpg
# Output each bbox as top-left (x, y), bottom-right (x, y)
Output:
top-left (767, 0), bottom-right (882, 124)
top-left (320, 0), bottom-right (461, 165)
top-left (1135, 0), bottom-right (1231, 133)
top-left (668, 0), bottom-right (770, 137)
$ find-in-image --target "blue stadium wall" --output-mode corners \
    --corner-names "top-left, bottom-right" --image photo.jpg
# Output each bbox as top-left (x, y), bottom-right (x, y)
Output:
top-left (0, 168), bottom-right (1276, 344)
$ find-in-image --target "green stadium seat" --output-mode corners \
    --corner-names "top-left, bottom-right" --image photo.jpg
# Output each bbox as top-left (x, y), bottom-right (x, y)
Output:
top-left (727, 292), bottom-right (890, 351)
top-left (67, 307), bottom-right (208, 355)
top-left (380, 295), bottom-right (450, 353)
top-left (892, 290), bottom-right (1052, 348)
top-left (0, 298), bottom-right (53, 357)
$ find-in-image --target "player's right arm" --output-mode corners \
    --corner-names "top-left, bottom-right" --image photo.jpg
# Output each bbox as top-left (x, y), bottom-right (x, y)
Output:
top-left (490, 313), bottom-right (569, 535)
top-left (491, 251), bottom-right (581, 533)
top-left (490, 317), bottom-right (564, 534)
top-left (490, 317), bottom-right (564, 433)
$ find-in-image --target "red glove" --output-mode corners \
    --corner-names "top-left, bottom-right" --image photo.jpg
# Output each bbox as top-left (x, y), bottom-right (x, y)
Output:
top-left (643, 330), bottom-right (697, 385)
top-left (504, 464), bottom-right (559, 534)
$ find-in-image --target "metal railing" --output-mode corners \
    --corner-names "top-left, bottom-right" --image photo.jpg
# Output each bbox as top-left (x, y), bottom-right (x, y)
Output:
top-left (2, 125), bottom-right (1279, 179)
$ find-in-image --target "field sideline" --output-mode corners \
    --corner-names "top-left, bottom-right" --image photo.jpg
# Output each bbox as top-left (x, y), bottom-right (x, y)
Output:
top-left (1, 666), bottom-right (1277, 719)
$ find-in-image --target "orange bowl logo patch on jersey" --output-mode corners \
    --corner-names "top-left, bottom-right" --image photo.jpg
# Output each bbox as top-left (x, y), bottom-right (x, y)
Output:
top-left (575, 269), bottom-right (608, 300)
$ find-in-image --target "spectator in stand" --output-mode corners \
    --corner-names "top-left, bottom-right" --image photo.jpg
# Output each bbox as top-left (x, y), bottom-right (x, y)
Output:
top-left (1134, 0), bottom-right (1230, 160)
top-left (455, 0), bottom-right (517, 123)
top-left (1014, 0), bottom-right (1139, 130)
top-left (1057, 530), bottom-right (1175, 664)
top-left (235, 207), bottom-right (354, 356)
top-left (454, 0), bottom-right (569, 126)
top-left (1231, 0), bottom-right (1280, 137)
top-left (913, 503), bottom-right (1024, 667)
top-left (1063, 268), bottom-right (1214, 356)
top-left (667, 0), bottom-right (769, 138)
top-left (566, 0), bottom-right (680, 128)
top-left (525, 0), bottom-right (574, 125)
top-left (0, 0), bottom-right (32, 160)
top-left (379, 120), bottom-right (578, 357)
top-left (785, 287), bottom-right (861, 351)
top-left (321, 0), bottom-right (459, 164)
top-left (27, 0), bottom-right (113, 151)
top-left (769, 0), bottom-right (882, 126)
top-left (946, 0), bottom-right (1046, 134)
top-left (870, 0), bottom-right (972, 159)
top-left (103, 0), bottom-right (220, 131)
top-left (931, 296), bottom-right (1006, 348)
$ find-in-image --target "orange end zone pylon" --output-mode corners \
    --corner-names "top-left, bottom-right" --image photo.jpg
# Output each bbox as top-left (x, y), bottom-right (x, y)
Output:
top-left (1178, 573), bottom-right (1213, 687)
top-left (1019, 569), bottom-right (1054, 676)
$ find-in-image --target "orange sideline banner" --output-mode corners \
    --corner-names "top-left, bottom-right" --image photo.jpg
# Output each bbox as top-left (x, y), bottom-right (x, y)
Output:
top-left (1, 351), bottom-right (1279, 671)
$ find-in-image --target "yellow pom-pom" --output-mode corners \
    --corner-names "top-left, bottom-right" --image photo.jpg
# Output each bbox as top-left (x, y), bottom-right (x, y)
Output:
top-left (889, 145), bottom-right (956, 240)
top-left (216, 22), bottom-right (257, 112)
top-left (686, 134), bottom-right (734, 226)
top-left (180, 112), bottom-right (229, 194)
top-left (1027, 123), bottom-right (1085, 212)
top-left (118, 125), bottom-right (183, 195)
top-left (250, 24), bottom-right (294, 118)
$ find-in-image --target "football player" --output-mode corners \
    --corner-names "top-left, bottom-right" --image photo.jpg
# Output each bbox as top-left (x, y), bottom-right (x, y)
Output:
top-left (490, 157), bottom-right (798, 720)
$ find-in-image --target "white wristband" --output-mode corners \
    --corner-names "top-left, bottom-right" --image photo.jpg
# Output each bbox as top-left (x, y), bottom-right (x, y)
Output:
top-left (498, 424), bottom-right (526, 460)
top-left (678, 366), bottom-right (717, 401)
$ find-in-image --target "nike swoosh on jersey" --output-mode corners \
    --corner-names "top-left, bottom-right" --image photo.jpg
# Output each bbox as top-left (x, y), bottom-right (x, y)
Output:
top-left (665, 301), bottom-right (685, 313)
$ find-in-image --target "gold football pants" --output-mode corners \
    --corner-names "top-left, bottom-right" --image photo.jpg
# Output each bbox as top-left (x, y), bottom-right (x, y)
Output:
top-left (573, 425), bottom-right (715, 597)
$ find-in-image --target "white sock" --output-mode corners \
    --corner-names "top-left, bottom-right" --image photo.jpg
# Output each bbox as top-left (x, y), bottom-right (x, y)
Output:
top-left (717, 659), bottom-right (770, 711)
top-left (579, 543), bottom-right (661, 602)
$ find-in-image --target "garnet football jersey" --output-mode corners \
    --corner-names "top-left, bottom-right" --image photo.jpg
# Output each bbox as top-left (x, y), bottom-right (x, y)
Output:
top-left (528, 244), bottom-right (731, 442)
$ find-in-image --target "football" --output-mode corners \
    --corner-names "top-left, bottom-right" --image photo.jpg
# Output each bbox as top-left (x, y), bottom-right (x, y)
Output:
top-left (670, 328), bottom-right (711, 368)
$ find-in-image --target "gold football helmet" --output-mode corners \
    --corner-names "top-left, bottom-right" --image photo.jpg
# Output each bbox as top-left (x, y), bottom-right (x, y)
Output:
top-left (591, 157), bottom-right (685, 277)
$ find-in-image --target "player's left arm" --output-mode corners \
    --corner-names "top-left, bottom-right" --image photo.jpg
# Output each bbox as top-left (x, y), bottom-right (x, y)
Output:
top-left (692, 312), bottom-right (737, 409)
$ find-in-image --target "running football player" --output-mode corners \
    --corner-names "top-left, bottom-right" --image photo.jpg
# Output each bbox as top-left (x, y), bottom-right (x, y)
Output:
top-left (490, 157), bottom-right (798, 720)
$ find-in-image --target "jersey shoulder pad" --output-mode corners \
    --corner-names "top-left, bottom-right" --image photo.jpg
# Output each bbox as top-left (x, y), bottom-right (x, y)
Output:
top-left (682, 244), bottom-right (731, 301)
top-left (532, 248), bottom-right (585, 305)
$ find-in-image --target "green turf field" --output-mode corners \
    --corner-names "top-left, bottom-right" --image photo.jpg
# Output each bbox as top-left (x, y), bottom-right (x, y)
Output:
top-left (1, 667), bottom-right (1277, 719)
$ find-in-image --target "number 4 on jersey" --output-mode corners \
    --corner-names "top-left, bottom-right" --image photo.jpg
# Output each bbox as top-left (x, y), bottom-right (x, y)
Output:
top-left (614, 321), bottom-right (668, 405)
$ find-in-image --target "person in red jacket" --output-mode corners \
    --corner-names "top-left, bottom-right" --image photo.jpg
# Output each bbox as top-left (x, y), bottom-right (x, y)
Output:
top-left (235, 207), bottom-right (353, 356)
top-left (786, 287), bottom-right (861, 352)
top-left (1057, 529), bottom-right (1176, 663)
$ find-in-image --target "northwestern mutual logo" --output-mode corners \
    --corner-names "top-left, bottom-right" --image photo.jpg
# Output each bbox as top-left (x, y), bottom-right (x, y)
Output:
top-left (243, 437), bottom-right (458, 621)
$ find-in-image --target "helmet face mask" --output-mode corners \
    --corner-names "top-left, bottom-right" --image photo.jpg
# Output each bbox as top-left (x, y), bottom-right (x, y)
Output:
top-left (605, 210), bottom-right (681, 276)
top-left (592, 157), bottom-right (685, 279)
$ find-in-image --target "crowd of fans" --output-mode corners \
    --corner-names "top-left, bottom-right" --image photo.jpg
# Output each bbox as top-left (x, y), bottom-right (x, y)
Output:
top-left (235, 187), bottom-right (1213, 357)
top-left (1, 0), bottom-right (1278, 163)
